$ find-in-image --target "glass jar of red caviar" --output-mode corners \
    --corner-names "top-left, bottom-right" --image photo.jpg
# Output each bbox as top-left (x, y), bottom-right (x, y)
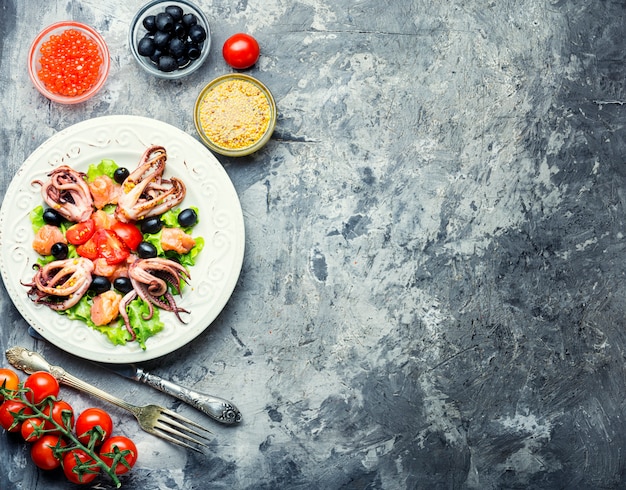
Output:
top-left (28, 21), bottom-right (110, 104)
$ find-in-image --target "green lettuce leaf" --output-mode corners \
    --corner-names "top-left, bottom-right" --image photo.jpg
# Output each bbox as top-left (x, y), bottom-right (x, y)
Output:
top-left (86, 159), bottom-right (118, 182)
top-left (63, 295), bottom-right (164, 350)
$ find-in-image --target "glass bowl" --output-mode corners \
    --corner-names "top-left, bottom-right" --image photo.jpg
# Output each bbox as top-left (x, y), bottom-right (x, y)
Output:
top-left (194, 74), bottom-right (277, 157)
top-left (129, 0), bottom-right (211, 80)
top-left (28, 21), bottom-right (110, 104)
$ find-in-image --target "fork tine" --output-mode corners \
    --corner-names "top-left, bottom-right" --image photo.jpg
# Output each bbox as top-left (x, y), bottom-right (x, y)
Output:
top-left (150, 427), bottom-right (207, 453)
top-left (154, 416), bottom-right (210, 443)
top-left (159, 408), bottom-right (213, 438)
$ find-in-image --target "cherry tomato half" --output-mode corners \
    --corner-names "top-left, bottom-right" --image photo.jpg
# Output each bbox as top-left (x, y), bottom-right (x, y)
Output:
top-left (99, 436), bottom-right (138, 475)
top-left (21, 417), bottom-right (46, 442)
top-left (63, 449), bottom-right (100, 484)
top-left (66, 219), bottom-right (96, 245)
top-left (77, 229), bottom-right (130, 265)
top-left (0, 368), bottom-right (20, 402)
top-left (23, 371), bottom-right (59, 405)
top-left (42, 399), bottom-right (75, 432)
top-left (31, 434), bottom-right (67, 470)
top-left (75, 407), bottom-right (113, 446)
top-left (76, 232), bottom-right (99, 260)
top-left (222, 33), bottom-right (260, 69)
top-left (97, 229), bottom-right (130, 265)
top-left (0, 399), bottom-right (33, 432)
top-left (111, 222), bottom-right (143, 251)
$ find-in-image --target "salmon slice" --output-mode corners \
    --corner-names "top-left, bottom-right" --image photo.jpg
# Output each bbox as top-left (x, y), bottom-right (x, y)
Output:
top-left (161, 227), bottom-right (196, 254)
top-left (90, 290), bottom-right (122, 326)
top-left (32, 224), bottom-right (67, 256)
top-left (89, 175), bottom-right (120, 210)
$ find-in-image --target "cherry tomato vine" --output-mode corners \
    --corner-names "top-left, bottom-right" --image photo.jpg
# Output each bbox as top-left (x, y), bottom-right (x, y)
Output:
top-left (0, 367), bottom-right (137, 487)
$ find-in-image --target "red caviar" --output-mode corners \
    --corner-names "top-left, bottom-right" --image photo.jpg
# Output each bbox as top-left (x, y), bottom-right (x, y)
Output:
top-left (37, 29), bottom-right (103, 97)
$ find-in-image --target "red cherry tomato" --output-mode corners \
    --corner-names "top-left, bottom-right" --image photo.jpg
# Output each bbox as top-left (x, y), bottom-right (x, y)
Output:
top-left (42, 399), bottom-right (75, 432)
top-left (111, 222), bottom-right (143, 251)
top-left (63, 449), bottom-right (100, 484)
top-left (75, 407), bottom-right (113, 446)
top-left (31, 434), bottom-right (67, 470)
top-left (0, 399), bottom-right (33, 432)
top-left (96, 229), bottom-right (130, 265)
top-left (66, 219), bottom-right (96, 245)
top-left (23, 371), bottom-right (60, 405)
top-left (21, 417), bottom-right (46, 442)
top-left (76, 232), bottom-right (99, 260)
top-left (222, 33), bottom-right (260, 69)
top-left (99, 436), bottom-right (138, 475)
top-left (0, 368), bottom-right (20, 403)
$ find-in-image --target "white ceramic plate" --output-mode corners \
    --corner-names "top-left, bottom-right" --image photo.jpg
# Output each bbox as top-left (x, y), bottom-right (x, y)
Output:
top-left (0, 115), bottom-right (245, 363)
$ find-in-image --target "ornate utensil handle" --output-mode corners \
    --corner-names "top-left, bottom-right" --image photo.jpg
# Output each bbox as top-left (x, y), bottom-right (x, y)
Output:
top-left (136, 367), bottom-right (242, 424)
top-left (5, 346), bottom-right (137, 413)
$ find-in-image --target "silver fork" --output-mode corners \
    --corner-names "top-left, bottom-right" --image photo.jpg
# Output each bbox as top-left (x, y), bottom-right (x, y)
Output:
top-left (6, 346), bottom-right (211, 452)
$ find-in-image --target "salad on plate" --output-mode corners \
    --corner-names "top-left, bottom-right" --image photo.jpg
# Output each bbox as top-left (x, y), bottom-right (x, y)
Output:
top-left (23, 145), bottom-right (204, 349)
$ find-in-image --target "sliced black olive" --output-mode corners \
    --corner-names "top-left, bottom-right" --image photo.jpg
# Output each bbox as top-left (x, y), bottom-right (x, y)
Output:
top-left (155, 12), bottom-right (174, 32)
top-left (182, 13), bottom-right (197, 27)
top-left (187, 43), bottom-right (201, 60)
top-left (165, 5), bottom-right (184, 21)
top-left (50, 242), bottom-right (68, 260)
top-left (90, 275), bottom-right (111, 295)
top-left (137, 36), bottom-right (156, 57)
top-left (140, 216), bottom-right (163, 235)
top-left (153, 30), bottom-right (171, 49)
top-left (113, 277), bottom-right (133, 295)
top-left (177, 208), bottom-right (198, 228)
top-left (143, 15), bottom-right (157, 33)
top-left (42, 208), bottom-right (64, 227)
top-left (158, 55), bottom-right (178, 72)
top-left (113, 167), bottom-right (130, 184)
top-left (188, 24), bottom-right (206, 43)
top-left (137, 241), bottom-right (158, 259)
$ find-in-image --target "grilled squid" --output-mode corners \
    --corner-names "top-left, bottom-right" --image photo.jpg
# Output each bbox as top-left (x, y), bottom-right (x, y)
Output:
top-left (115, 145), bottom-right (186, 223)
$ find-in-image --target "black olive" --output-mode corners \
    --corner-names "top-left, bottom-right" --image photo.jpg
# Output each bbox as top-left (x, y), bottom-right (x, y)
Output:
top-left (182, 13), bottom-right (197, 27)
top-left (140, 216), bottom-right (163, 234)
top-left (165, 5), bottom-right (184, 21)
top-left (137, 241), bottom-right (158, 259)
top-left (173, 22), bottom-right (187, 38)
top-left (113, 277), bottom-right (133, 295)
top-left (137, 36), bottom-right (156, 57)
top-left (177, 55), bottom-right (190, 68)
top-left (155, 12), bottom-right (174, 32)
top-left (113, 167), bottom-right (130, 184)
top-left (188, 24), bottom-right (206, 43)
top-left (42, 208), bottom-right (64, 227)
top-left (143, 15), bottom-right (157, 33)
top-left (90, 275), bottom-right (111, 295)
top-left (153, 30), bottom-right (171, 49)
top-left (169, 37), bottom-right (186, 57)
top-left (150, 48), bottom-right (164, 64)
top-left (50, 242), bottom-right (68, 260)
top-left (158, 55), bottom-right (178, 72)
top-left (187, 43), bottom-right (201, 60)
top-left (178, 208), bottom-right (198, 228)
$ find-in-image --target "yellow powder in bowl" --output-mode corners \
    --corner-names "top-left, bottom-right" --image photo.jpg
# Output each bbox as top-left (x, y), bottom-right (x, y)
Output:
top-left (198, 78), bottom-right (271, 150)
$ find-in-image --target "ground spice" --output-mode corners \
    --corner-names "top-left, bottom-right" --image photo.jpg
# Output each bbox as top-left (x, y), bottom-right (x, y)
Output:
top-left (198, 78), bottom-right (271, 150)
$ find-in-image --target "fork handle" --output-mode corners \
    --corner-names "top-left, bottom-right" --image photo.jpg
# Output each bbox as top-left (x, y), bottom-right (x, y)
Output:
top-left (136, 367), bottom-right (242, 424)
top-left (6, 346), bottom-right (136, 413)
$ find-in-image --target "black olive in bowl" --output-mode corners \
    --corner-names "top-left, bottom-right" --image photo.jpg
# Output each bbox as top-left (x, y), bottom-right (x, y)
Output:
top-left (130, 0), bottom-right (211, 79)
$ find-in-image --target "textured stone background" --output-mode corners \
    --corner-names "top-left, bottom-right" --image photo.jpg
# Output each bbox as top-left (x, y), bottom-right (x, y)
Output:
top-left (1, 0), bottom-right (626, 488)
